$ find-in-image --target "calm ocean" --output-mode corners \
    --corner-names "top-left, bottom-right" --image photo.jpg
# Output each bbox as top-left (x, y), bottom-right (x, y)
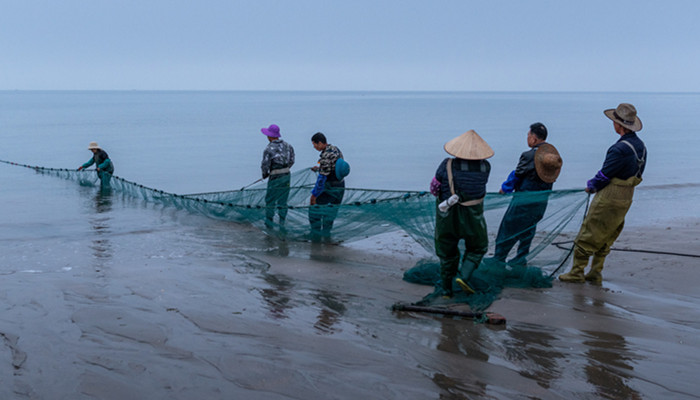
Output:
top-left (2, 91), bottom-right (698, 214)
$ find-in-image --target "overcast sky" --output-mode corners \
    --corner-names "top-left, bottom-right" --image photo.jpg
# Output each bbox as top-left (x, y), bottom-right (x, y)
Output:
top-left (2, 0), bottom-right (698, 91)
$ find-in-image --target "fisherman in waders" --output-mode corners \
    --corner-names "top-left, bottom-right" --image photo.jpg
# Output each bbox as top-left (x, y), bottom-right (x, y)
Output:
top-left (493, 123), bottom-right (563, 265)
top-left (260, 124), bottom-right (295, 233)
top-left (559, 103), bottom-right (647, 284)
top-left (429, 130), bottom-right (493, 296)
top-left (309, 132), bottom-right (345, 243)
top-left (77, 142), bottom-right (114, 189)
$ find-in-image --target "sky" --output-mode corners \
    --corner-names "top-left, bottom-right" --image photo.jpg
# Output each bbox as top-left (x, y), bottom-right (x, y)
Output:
top-left (1, 0), bottom-right (699, 92)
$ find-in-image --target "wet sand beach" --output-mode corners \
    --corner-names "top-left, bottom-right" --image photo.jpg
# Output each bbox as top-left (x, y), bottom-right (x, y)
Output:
top-left (2, 209), bottom-right (699, 399)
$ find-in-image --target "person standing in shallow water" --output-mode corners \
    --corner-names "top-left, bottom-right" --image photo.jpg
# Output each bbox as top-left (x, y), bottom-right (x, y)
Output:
top-left (559, 103), bottom-right (647, 284)
top-left (309, 132), bottom-right (345, 243)
top-left (78, 142), bottom-right (114, 189)
top-left (260, 124), bottom-right (295, 232)
top-left (430, 130), bottom-right (493, 296)
top-left (493, 123), bottom-right (563, 265)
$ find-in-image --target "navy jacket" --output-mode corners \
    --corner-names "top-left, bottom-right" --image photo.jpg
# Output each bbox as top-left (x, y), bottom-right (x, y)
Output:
top-left (501, 143), bottom-right (553, 193)
top-left (435, 158), bottom-right (490, 202)
top-left (588, 132), bottom-right (646, 192)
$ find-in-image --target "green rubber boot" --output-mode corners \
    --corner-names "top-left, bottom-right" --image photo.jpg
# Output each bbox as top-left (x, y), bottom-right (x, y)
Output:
top-left (584, 255), bottom-right (605, 284)
top-left (558, 250), bottom-right (588, 283)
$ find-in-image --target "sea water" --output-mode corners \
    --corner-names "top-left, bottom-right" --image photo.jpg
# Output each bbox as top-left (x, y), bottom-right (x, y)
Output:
top-left (2, 91), bottom-right (699, 219)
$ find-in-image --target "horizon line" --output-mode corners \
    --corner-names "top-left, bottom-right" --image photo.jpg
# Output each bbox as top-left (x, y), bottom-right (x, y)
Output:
top-left (2, 89), bottom-right (699, 94)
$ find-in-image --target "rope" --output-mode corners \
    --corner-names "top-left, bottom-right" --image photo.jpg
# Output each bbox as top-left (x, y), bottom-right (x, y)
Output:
top-left (552, 240), bottom-right (700, 259)
top-left (548, 193), bottom-right (591, 277)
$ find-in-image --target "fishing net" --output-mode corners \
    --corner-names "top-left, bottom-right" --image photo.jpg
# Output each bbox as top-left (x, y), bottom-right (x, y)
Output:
top-left (2, 159), bottom-right (588, 311)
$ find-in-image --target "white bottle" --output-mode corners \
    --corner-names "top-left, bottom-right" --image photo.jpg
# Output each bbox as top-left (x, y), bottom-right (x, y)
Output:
top-left (438, 194), bottom-right (459, 212)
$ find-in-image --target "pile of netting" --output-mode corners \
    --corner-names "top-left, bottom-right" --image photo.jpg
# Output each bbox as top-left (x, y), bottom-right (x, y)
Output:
top-left (2, 160), bottom-right (589, 311)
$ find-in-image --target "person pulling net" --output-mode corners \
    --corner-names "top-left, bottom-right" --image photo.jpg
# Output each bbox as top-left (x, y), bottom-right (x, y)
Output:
top-left (401, 129), bottom-right (577, 312)
top-left (1, 156), bottom-right (588, 313)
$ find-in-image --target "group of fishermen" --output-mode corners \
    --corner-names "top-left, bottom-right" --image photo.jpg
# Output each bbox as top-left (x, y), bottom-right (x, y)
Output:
top-left (431, 102), bottom-right (646, 296)
top-left (259, 125), bottom-right (347, 242)
top-left (78, 101), bottom-right (647, 296)
top-left (78, 126), bottom-right (347, 243)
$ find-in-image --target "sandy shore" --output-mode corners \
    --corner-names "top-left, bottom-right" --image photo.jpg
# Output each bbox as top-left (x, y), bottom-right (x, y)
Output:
top-left (1, 217), bottom-right (699, 399)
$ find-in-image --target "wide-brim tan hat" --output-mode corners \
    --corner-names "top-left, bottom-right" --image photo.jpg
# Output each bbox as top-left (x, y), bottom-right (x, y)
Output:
top-left (87, 141), bottom-right (101, 150)
top-left (604, 103), bottom-right (642, 132)
top-left (443, 130), bottom-right (494, 160)
top-left (534, 143), bottom-right (563, 184)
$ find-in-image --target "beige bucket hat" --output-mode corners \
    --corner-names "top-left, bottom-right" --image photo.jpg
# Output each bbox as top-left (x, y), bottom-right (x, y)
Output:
top-left (87, 142), bottom-right (101, 150)
top-left (443, 130), bottom-right (494, 160)
top-left (604, 103), bottom-right (642, 132)
top-left (534, 143), bottom-right (563, 183)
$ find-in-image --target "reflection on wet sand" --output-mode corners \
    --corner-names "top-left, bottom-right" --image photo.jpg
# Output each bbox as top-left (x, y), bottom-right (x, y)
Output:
top-left (567, 289), bottom-right (644, 398)
top-left (89, 190), bottom-right (113, 271)
top-left (309, 241), bottom-right (342, 263)
top-left (504, 324), bottom-right (565, 389)
top-left (312, 290), bottom-right (346, 334)
top-left (258, 269), bottom-right (348, 334)
top-left (433, 319), bottom-right (489, 398)
top-left (264, 235), bottom-right (290, 257)
top-left (583, 330), bottom-right (643, 400)
top-left (259, 273), bottom-right (294, 319)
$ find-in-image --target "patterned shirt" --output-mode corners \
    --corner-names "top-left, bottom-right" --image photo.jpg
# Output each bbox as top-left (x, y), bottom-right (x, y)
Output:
top-left (317, 144), bottom-right (343, 178)
top-left (311, 144), bottom-right (344, 197)
top-left (261, 139), bottom-right (295, 178)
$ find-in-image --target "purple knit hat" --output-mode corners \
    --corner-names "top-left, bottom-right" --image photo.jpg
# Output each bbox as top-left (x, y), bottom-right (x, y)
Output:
top-left (261, 124), bottom-right (281, 138)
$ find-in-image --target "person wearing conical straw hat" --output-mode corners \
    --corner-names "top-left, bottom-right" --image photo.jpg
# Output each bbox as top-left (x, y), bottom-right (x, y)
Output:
top-left (559, 103), bottom-right (647, 284)
top-left (493, 123), bottom-right (563, 265)
top-left (429, 130), bottom-right (493, 296)
top-left (77, 141), bottom-right (114, 189)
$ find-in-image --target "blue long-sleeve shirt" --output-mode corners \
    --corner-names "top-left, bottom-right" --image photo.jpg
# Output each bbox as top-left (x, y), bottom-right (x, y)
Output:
top-left (587, 132), bottom-right (646, 192)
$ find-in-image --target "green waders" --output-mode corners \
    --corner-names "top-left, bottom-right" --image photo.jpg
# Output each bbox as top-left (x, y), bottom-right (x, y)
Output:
top-left (265, 173), bottom-right (291, 229)
top-left (559, 176), bottom-right (642, 283)
top-left (435, 201), bottom-right (489, 295)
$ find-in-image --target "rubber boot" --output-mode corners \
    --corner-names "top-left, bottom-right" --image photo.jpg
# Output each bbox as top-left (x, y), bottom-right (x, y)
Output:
top-left (455, 278), bottom-right (476, 294)
top-left (558, 250), bottom-right (588, 283)
top-left (440, 277), bottom-right (454, 298)
top-left (585, 255), bottom-right (605, 284)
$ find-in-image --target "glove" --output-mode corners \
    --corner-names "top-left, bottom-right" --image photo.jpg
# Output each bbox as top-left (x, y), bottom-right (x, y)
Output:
top-left (429, 177), bottom-right (441, 196)
top-left (586, 170), bottom-right (609, 193)
top-left (77, 166), bottom-right (83, 171)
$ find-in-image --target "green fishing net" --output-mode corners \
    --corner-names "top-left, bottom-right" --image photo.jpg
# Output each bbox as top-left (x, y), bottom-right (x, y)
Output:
top-left (2, 160), bottom-right (588, 311)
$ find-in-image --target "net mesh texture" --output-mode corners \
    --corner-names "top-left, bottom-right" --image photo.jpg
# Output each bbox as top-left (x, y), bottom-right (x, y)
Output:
top-left (2, 160), bottom-right (588, 311)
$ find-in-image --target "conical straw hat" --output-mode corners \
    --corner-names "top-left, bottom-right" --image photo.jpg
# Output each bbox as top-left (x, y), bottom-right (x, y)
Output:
top-left (443, 130), bottom-right (494, 160)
